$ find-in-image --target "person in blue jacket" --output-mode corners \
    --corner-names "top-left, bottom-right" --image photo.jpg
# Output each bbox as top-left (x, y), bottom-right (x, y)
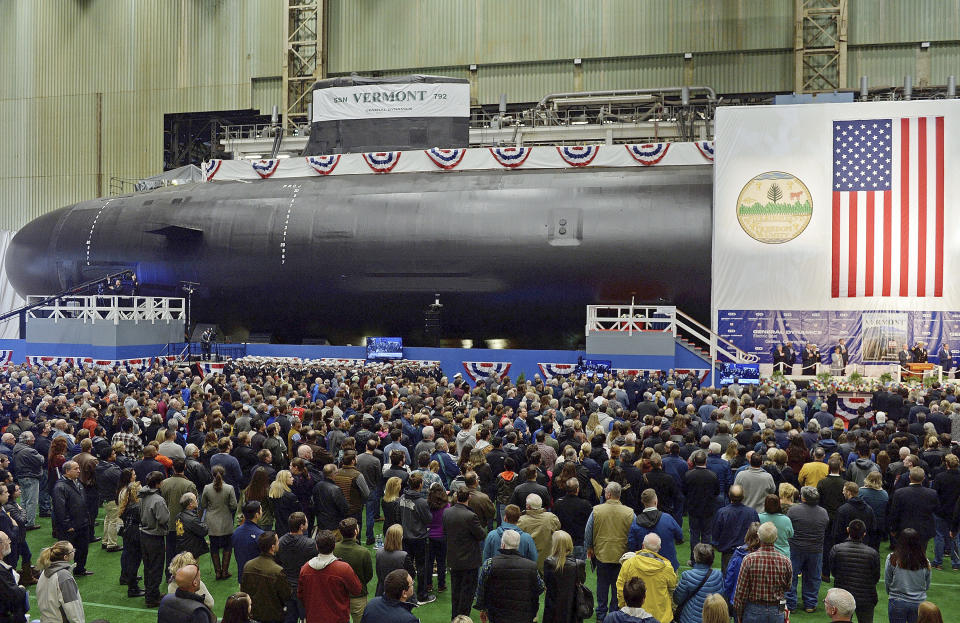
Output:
top-left (722, 521), bottom-right (760, 605)
top-left (626, 489), bottom-right (683, 571)
top-left (673, 543), bottom-right (724, 623)
top-left (232, 501), bottom-right (265, 584)
top-left (481, 504), bottom-right (537, 563)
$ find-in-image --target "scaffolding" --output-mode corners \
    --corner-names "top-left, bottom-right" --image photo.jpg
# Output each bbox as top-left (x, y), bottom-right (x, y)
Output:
top-left (794, 0), bottom-right (848, 93)
top-left (282, 1), bottom-right (324, 131)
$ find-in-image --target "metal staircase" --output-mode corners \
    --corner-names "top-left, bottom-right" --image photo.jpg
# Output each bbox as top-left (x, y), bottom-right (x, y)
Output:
top-left (585, 302), bottom-right (759, 369)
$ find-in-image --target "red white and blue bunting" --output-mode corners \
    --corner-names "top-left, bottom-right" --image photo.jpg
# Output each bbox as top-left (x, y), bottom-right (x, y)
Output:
top-left (424, 148), bottom-right (466, 170)
top-left (362, 151), bottom-right (401, 173)
top-left (488, 147), bottom-right (531, 168)
top-left (199, 362), bottom-right (227, 375)
top-left (537, 362), bottom-right (577, 379)
top-left (462, 361), bottom-right (512, 381)
top-left (202, 142), bottom-right (712, 181)
top-left (203, 159), bottom-right (222, 181)
top-left (835, 393), bottom-right (873, 423)
top-left (0, 350), bottom-right (12, 367)
top-left (252, 159), bottom-right (282, 179)
top-left (625, 143), bottom-right (671, 166)
top-left (26, 356), bottom-right (84, 368)
top-left (306, 155), bottom-right (342, 175)
top-left (694, 141), bottom-right (715, 161)
top-left (556, 145), bottom-right (600, 167)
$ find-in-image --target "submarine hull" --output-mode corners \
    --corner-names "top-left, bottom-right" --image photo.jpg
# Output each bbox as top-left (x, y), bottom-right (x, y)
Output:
top-left (6, 166), bottom-right (713, 346)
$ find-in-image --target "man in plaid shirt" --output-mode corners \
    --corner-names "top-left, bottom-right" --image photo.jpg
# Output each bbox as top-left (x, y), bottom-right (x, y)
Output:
top-left (111, 419), bottom-right (143, 457)
top-left (733, 522), bottom-right (792, 623)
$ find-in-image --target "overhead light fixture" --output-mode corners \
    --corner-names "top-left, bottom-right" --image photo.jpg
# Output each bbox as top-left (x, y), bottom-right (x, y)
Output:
top-left (469, 64), bottom-right (477, 71)
top-left (684, 52), bottom-right (693, 59)
top-left (921, 41), bottom-right (931, 48)
top-left (573, 58), bottom-right (582, 66)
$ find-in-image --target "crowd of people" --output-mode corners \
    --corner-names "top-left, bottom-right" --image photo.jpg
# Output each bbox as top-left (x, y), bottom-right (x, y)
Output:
top-left (0, 359), bottom-right (957, 623)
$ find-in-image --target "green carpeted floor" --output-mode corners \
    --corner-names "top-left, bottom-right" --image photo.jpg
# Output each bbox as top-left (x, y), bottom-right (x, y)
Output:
top-left (22, 509), bottom-right (960, 623)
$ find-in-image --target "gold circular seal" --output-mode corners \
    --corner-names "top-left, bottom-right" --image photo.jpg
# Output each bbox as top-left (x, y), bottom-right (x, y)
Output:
top-left (736, 171), bottom-right (813, 244)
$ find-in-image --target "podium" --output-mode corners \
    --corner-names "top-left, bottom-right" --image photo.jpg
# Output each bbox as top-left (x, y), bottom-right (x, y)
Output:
top-left (904, 363), bottom-right (934, 380)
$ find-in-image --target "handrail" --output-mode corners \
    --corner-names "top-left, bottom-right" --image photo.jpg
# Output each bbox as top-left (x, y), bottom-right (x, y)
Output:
top-left (674, 309), bottom-right (758, 363)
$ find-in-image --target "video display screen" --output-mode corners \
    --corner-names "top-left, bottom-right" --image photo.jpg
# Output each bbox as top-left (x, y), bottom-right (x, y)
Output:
top-left (366, 337), bottom-right (403, 360)
top-left (718, 362), bottom-right (761, 385)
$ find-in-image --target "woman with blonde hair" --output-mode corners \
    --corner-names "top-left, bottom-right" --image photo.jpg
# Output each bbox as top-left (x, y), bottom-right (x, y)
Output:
top-left (860, 470), bottom-right (889, 550)
top-left (779, 482), bottom-right (798, 512)
top-left (35, 541), bottom-right (84, 623)
top-left (166, 551), bottom-right (215, 609)
top-left (918, 601), bottom-right (944, 623)
top-left (116, 467), bottom-right (145, 596)
top-left (543, 530), bottom-right (585, 623)
top-left (701, 593), bottom-right (730, 623)
top-left (381, 476), bottom-right (403, 531)
top-left (268, 470), bottom-right (300, 537)
top-left (375, 523), bottom-right (416, 597)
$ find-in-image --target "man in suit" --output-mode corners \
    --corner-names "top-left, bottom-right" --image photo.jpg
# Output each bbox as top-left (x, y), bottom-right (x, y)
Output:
top-left (784, 342), bottom-right (797, 374)
top-left (888, 466), bottom-right (939, 552)
top-left (898, 343), bottom-right (911, 370)
top-left (802, 344), bottom-right (818, 376)
top-left (443, 489), bottom-right (486, 619)
top-left (939, 342), bottom-right (954, 379)
top-left (772, 345), bottom-right (787, 374)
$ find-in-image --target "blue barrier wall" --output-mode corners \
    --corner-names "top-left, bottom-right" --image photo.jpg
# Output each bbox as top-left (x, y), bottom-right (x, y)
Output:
top-left (0, 339), bottom-right (713, 382)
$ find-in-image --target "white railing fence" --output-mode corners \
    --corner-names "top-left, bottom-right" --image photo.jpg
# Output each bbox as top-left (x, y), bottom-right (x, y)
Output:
top-left (26, 296), bottom-right (185, 325)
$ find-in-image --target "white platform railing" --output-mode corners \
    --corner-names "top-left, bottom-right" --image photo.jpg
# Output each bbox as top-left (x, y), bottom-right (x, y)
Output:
top-left (585, 303), bottom-right (758, 365)
top-left (26, 296), bottom-right (185, 325)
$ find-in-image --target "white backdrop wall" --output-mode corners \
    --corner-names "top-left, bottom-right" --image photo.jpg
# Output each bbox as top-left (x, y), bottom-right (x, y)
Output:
top-left (712, 99), bottom-right (960, 320)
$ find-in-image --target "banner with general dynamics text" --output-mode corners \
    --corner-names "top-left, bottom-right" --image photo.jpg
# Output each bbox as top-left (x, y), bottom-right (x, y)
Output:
top-left (312, 83), bottom-right (470, 122)
top-left (712, 100), bottom-right (960, 331)
top-left (718, 308), bottom-right (960, 364)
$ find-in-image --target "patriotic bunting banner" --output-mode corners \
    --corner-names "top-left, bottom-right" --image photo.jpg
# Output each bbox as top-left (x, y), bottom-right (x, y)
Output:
top-left (462, 361), bottom-right (512, 381)
top-left (488, 147), bottom-right (531, 168)
top-left (203, 159), bottom-right (222, 181)
top-left (537, 362), bottom-right (577, 379)
top-left (0, 351), bottom-right (12, 367)
top-left (556, 145), bottom-right (599, 167)
top-left (199, 362), bottom-right (227, 375)
top-left (835, 393), bottom-right (873, 423)
top-left (26, 356), bottom-right (83, 368)
top-left (625, 143), bottom-right (671, 166)
top-left (424, 148), bottom-right (466, 170)
top-left (695, 141), bottom-right (715, 161)
top-left (362, 151), bottom-right (401, 173)
top-left (252, 159), bottom-right (282, 179)
top-left (306, 155), bottom-right (341, 175)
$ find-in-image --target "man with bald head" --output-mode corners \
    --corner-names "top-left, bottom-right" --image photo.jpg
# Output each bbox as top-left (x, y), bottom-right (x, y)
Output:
top-left (157, 564), bottom-right (215, 623)
top-left (52, 460), bottom-right (93, 576)
top-left (616, 533), bottom-right (677, 623)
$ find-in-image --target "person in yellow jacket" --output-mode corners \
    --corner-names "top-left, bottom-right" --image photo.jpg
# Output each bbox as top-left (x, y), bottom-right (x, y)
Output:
top-left (616, 533), bottom-right (678, 623)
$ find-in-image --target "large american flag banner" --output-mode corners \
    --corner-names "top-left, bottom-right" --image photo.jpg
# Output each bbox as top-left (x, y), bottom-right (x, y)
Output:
top-left (832, 116), bottom-right (945, 298)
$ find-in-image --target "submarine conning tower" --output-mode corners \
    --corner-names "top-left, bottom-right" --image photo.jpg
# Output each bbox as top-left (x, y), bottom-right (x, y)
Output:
top-left (303, 74), bottom-right (471, 155)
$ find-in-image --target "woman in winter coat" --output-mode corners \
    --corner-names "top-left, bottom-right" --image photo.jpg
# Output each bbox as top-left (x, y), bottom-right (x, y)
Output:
top-left (673, 543), bottom-right (724, 623)
top-left (381, 476), bottom-right (403, 532)
top-left (35, 541), bottom-right (84, 623)
top-left (722, 522), bottom-right (760, 605)
top-left (175, 492), bottom-right (209, 561)
top-left (543, 530), bottom-right (586, 623)
top-left (375, 523), bottom-right (416, 597)
top-left (117, 468), bottom-right (144, 597)
top-left (267, 470), bottom-right (300, 537)
top-left (201, 465), bottom-right (238, 580)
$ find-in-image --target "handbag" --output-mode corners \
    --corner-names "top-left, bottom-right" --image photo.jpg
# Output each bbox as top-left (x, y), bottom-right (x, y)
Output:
top-left (674, 568), bottom-right (713, 619)
top-left (574, 581), bottom-right (594, 620)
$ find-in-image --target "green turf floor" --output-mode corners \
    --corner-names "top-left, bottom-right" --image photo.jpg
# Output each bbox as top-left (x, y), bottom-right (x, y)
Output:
top-left (22, 510), bottom-right (960, 623)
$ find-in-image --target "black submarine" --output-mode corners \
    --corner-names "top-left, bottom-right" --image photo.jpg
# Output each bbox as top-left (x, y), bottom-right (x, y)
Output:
top-left (5, 76), bottom-right (714, 346)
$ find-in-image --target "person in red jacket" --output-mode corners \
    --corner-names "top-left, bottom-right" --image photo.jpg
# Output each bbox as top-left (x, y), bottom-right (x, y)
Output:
top-left (298, 529), bottom-right (362, 623)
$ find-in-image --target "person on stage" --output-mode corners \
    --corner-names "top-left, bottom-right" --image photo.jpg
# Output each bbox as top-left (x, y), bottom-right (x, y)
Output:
top-left (938, 342), bottom-right (954, 379)
top-left (771, 344), bottom-right (787, 374)
top-left (835, 340), bottom-right (849, 369)
top-left (801, 343), bottom-right (818, 376)
top-left (912, 342), bottom-right (928, 364)
top-left (784, 342), bottom-right (797, 374)
top-left (898, 343), bottom-right (911, 370)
